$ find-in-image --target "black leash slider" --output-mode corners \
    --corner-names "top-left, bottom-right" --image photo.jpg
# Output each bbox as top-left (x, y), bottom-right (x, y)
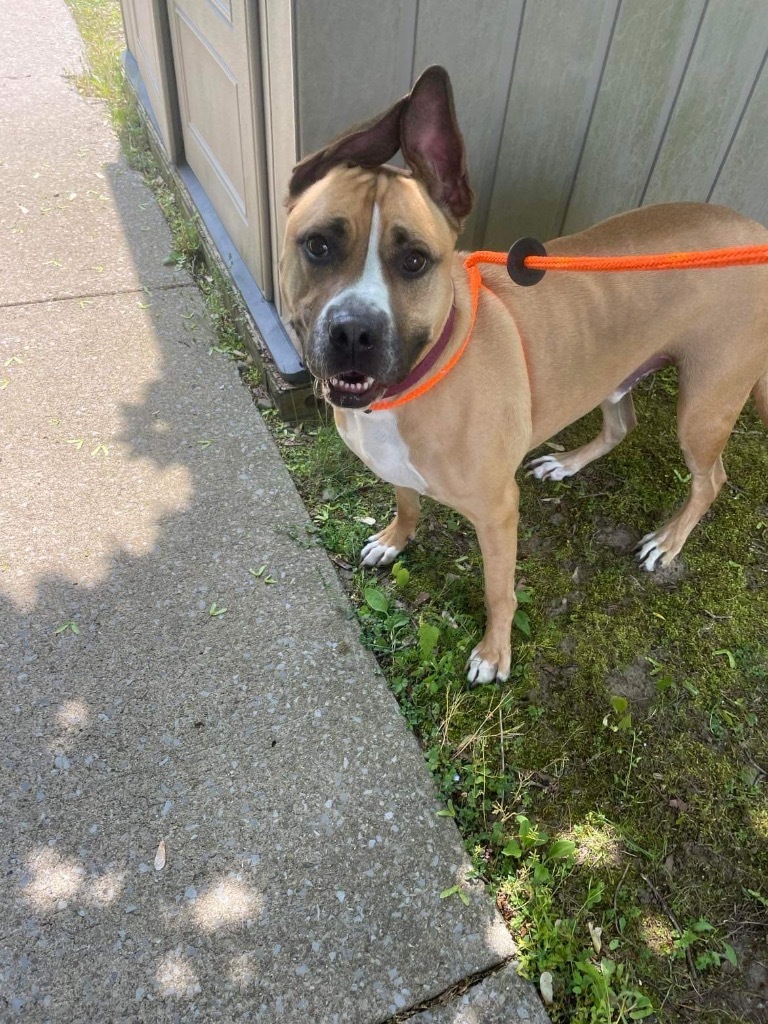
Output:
top-left (506, 236), bottom-right (547, 286)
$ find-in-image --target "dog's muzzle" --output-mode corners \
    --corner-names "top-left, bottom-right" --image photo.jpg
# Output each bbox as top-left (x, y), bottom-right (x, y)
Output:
top-left (309, 305), bottom-right (396, 409)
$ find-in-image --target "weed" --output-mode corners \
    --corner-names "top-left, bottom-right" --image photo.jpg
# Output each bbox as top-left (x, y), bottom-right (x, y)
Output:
top-left (65, 0), bottom-right (125, 105)
top-left (496, 823), bottom-right (655, 1022)
top-left (249, 566), bottom-right (276, 585)
top-left (55, 620), bottom-right (80, 636)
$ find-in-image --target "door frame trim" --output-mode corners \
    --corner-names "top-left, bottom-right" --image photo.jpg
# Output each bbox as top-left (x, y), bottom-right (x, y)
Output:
top-left (124, 48), bottom-right (308, 383)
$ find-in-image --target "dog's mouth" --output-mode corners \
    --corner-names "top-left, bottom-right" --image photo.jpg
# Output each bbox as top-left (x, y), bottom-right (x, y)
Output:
top-left (322, 371), bottom-right (387, 409)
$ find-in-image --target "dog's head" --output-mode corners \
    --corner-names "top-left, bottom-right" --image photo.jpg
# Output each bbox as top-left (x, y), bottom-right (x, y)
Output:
top-left (280, 66), bottom-right (472, 410)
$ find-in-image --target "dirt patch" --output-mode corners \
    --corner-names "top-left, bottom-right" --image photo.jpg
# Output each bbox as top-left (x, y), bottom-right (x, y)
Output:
top-left (645, 557), bottom-right (687, 587)
top-left (696, 930), bottom-right (768, 1023)
top-left (593, 523), bottom-right (636, 554)
top-left (591, 518), bottom-right (688, 584)
top-left (606, 657), bottom-right (657, 706)
top-left (518, 532), bottom-right (557, 558)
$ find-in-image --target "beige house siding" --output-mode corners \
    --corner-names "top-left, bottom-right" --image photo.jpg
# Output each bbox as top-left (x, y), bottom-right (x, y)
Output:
top-left (288, 0), bottom-right (768, 250)
top-left (120, 0), bottom-right (768, 378)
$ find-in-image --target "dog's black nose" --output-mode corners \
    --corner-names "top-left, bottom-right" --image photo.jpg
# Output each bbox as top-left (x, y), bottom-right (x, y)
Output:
top-left (328, 312), bottom-right (384, 353)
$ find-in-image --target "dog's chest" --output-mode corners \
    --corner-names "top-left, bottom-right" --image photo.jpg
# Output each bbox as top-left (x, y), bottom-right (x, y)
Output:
top-left (336, 409), bottom-right (427, 493)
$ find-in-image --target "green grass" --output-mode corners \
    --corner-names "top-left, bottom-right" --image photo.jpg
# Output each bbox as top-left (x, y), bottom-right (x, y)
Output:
top-left (65, 0), bottom-right (125, 103)
top-left (265, 376), bottom-right (768, 1024)
top-left (68, 4), bottom-right (768, 1020)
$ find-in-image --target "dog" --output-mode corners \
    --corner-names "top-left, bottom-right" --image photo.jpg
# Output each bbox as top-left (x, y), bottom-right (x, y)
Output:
top-left (279, 66), bottom-right (768, 685)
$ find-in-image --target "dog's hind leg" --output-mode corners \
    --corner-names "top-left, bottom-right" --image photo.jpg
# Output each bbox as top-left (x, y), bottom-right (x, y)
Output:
top-left (361, 486), bottom-right (421, 566)
top-left (527, 393), bottom-right (636, 481)
top-left (636, 382), bottom-right (751, 571)
top-left (753, 369), bottom-right (768, 427)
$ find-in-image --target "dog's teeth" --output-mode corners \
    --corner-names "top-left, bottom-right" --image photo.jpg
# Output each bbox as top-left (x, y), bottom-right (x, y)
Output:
top-left (329, 375), bottom-right (376, 393)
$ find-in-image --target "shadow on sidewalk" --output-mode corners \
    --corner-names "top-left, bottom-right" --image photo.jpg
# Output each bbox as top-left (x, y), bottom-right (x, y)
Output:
top-left (1, 153), bottom-right (516, 1022)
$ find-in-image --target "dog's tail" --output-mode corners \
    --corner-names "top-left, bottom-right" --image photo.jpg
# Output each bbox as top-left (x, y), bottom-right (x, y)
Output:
top-left (753, 370), bottom-right (768, 427)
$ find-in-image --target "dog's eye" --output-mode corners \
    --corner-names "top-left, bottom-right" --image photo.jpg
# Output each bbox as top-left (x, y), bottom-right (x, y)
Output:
top-left (305, 235), bottom-right (330, 260)
top-left (402, 251), bottom-right (428, 275)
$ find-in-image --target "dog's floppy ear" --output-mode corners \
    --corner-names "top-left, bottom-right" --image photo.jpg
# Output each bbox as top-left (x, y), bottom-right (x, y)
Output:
top-left (286, 96), bottom-right (407, 205)
top-left (401, 66), bottom-right (472, 226)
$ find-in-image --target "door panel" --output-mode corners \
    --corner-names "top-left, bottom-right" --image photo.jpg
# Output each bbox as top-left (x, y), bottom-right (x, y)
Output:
top-left (167, 0), bottom-right (271, 297)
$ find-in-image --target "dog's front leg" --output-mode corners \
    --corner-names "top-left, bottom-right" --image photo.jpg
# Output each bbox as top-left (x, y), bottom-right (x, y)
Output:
top-left (360, 486), bottom-right (421, 567)
top-left (466, 482), bottom-right (520, 686)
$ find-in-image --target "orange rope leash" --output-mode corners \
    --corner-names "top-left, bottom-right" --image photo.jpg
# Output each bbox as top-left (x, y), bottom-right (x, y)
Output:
top-left (524, 243), bottom-right (768, 274)
top-left (368, 242), bottom-right (768, 413)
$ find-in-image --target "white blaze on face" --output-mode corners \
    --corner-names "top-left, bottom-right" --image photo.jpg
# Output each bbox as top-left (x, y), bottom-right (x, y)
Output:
top-left (321, 203), bottom-right (393, 321)
top-left (353, 203), bottom-right (390, 311)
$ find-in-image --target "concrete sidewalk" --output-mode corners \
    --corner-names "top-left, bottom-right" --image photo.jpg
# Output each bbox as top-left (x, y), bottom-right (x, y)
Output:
top-left (0, 4), bottom-right (547, 1022)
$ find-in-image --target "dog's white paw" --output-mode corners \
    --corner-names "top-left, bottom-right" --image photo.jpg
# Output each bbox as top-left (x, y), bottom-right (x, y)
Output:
top-left (636, 532), bottom-right (672, 572)
top-left (526, 455), bottom-right (577, 482)
top-left (466, 647), bottom-right (510, 686)
top-left (360, 535), bottom-right (401, 567)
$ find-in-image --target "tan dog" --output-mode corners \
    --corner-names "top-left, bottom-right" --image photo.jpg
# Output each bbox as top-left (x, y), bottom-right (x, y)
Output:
top-left (280, 66), bottom-right (768, 685)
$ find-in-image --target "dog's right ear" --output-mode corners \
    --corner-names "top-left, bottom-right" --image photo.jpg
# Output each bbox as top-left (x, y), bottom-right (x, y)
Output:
top-left (286, 96), bottom-right (407, 206)
top-left (400, 66), bottom-right (472, 227)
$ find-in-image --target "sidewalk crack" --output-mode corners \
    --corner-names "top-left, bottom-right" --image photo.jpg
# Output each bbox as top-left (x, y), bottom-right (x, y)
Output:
top-left (377, 956), bottom-right (516, 1023)
top-left (0, 281), bottom-right (197, 310)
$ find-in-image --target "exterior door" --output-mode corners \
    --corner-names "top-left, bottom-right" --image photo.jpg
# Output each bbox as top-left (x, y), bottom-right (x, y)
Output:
top-left (167, 0), bottom-right (272, 298)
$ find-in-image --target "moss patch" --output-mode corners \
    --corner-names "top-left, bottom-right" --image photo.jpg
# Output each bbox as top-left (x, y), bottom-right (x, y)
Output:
top-left (265, 374), bottom-right (768, 1023)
